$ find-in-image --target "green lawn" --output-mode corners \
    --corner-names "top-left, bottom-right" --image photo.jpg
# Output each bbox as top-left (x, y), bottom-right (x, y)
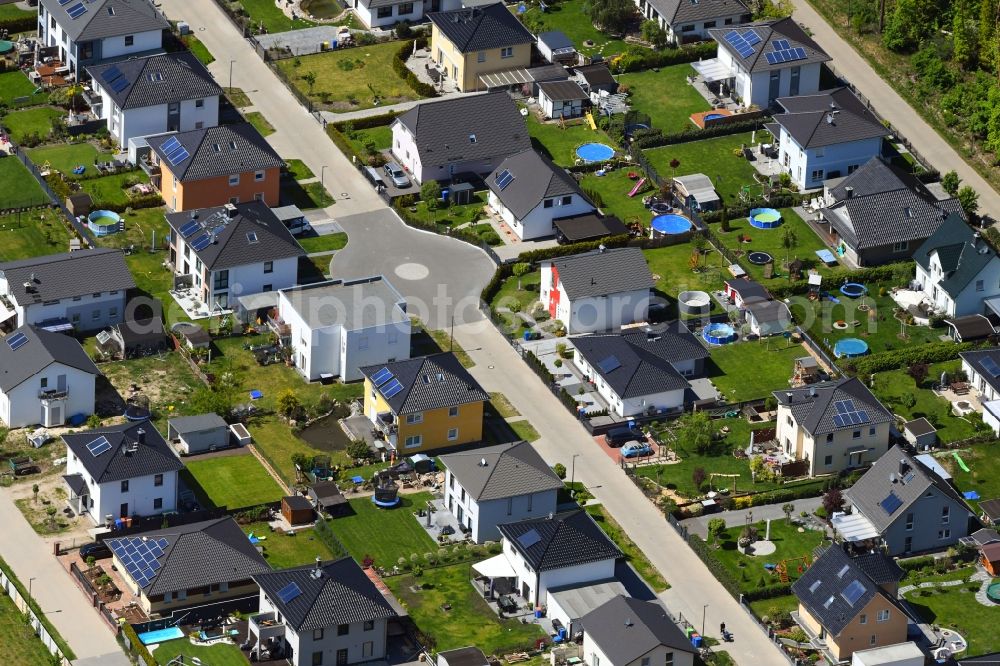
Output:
top-left (0, 210), bottom-right (72, 261)
top-left (343, 124), bottom-right (393, 156)
top-left (274, 42), bottom-right (424, 111)
top-left (406, 193), bottom-right (487, 227)
top-left (89, 206), bottom-right (174, 307)
top-left (526, 113), bottom-right (613, 168)
top-left (644, 132), bottom-right (766, 203)
top-left (182, 454), bottom-right (285, 510)
top-left (516, 0), bottom-right (633, 58)
top-left (2, 107), bottom-right (64, 144)
top-left (77, 171), bottom-right (150, 207)
top-left (0, 3), bottom-right (33, 20)
top-left (708, 340), bottom-right (806, 402)
top-left (0, 70), bottom-right (45, 106)
top-left (580, 168), bottom-right (652, 223)
top-left (0, 158), bottom-right (49, 208)
top-left (181, 34), bottom-right (215, 65)
top-left (328, 492), bottom-right (437, 567)
top-left (748, 593), bottom-right (799, 622)
top-left (586, 504), bottom-right (669, 592)
top-left (152, 639), bottom-right (248, 666)
top-left (708, 520), bottom-right (827, 593)
top-left (241, 521), bottom-right (339, 569)
top-left (508, 419), bottom-right (540, 443)
top-left (297, 232), bottom-right (348, 253)
top-left (904, 580), bottom-right (1000, 655)
top-left (489, 269), bottom-right (541, 313)
top-left (26, 142), bottom-right (114, 178)
top-left (281, 179), bottom-right (334, 209)
top-left (386, 563), bottom-right (545, 653)
top-left (245, 111), bottom-right (275, 137)
top-left (936, 446), bottom-right (1000, 514)
top-left (284, 158), bottom-right (315, 180)
top-left (619, 65), bottom-right (711, 133)
top-left (224, 87), bottom-right (252, 108)
top-left (871, 360), bottom-right (982, 444)
top-left (644, 243), bottom-right (727, 309)
top-left (235, 0), bottom-right (314, 32)
top-left (0, 580), bottom-right (58, 666)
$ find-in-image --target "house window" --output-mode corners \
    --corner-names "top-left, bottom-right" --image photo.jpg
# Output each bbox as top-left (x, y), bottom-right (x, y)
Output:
top-left (153, 498), bottom-right (162, 510)
top-left (665, 653), bottom-right (673, 666)
top-left (501, 47), bottom-right (514, 58)
top-left (891, 241), bottom-right (909, 254)
top-left (815, 147), bottom-right (825, 158)
top-left (314, 628), bottom-right (324, 640)
top-left (229, 174), bottom-right (240, 186)
top-left (313, 652), bottom-right (323, 666)
top-left (338, 624), bottom-right (349, 636)
top-left (154, 474), bottom-right (163, 487)
top-left (939, 528), bottom-right (951, 539)
top-left (263, 284), bottom-right (272, 292)
top-left (826, 433), bottom-right (833, 443)
top-left (870, 635), bottom-right (877, 646)
top-left (405, 435), bottom-right (422, 448)
top-left (91, 310), bottom-right (101, 321)
top-left (363, 642), bottom-right (374, 658)
top-left (724, 17), bottom-right (734, 24)
top-left (852, 430), bottom-right (861, 439)
top-left (977, 280), bottom-right (985, 292)
top-left (124, 35), bottom-right (134, 46)
top-left (704, 20), bottom-right (716, 27)
top-left (824, 455), bottom-right (832, 466)
top-left (364, 620), bottom-right (374, 631)
top-left (406, 413), bottom-right (423, 424)
top-left (121, 480), bottom-right (129, 492)
top-left (681, 24), bottom-right (695, 31)
top-left (214, 270), bottom-right (229, 290)
top-left (71, 314), bottom-right (80, 324)
top-left (264, 261), bottom-right (273, 274)
top-left (942, 506), bottom-right (950, 523)
top-left (507, 497), bottom-right (512, 516)
top-left (449, 406), bottom-right (459, 417)
top-left (398, 2), bottom-right (414, 12)
top-left (811, 169), bottom-right (825, 182)
top-left (642, 659), bottom-right (650, 666)
top-left (905, 512), bottom-right (914, 530)
top-left (905, 536), bottom-right (912, 551)
top-left (543, 199), bottom-right (554, 208)
top-left (448, 428), bottom-right (458, 441)
top-left (876, 609), bottom-right (890, 623)
top-left (869, 426), bottom-right (876, 436)
top-left (40, 378), bottom-right (48, 389)
top-left (477, 51), bottom-right (486, 63)
top-left (109, 307), bottom-right (118, 318)
top-left (561, 195), bottom-right (572, 205)
top-left (377, 6), bottom-right (392, 17)
top-left (195, 121), bottom-right (204, 129)
top-left (859, 614), bottom-right (867, 625)
top-left (195, 99), bottom-right (204, 108)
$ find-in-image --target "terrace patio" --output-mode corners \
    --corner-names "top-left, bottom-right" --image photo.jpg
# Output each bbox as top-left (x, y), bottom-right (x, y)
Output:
top-left (686, 69), bottom-right (741, 111)
top-left (405, 46), bottom-right (461, 95)
top-left (169, 286), bottom-right (233, 320)
top-left (415, 497), bottom-right (467, 543)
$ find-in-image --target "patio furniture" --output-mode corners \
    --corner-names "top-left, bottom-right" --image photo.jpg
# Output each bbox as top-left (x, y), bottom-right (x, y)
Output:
top-left (498, 595), bottom-right (518, 614)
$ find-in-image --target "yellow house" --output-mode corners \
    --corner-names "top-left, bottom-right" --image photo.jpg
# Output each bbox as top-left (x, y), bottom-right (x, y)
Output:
top-left (361, 352), bottom-right (489, 452)
top-left (428, 3), bottom-right (534, 92)
top-left (791, 546), bottom-right (908, 662)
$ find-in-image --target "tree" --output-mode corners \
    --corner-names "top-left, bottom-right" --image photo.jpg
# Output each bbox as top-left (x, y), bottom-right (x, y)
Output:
top-left (720, 206), bottom-right (730, 232)
top-left (301, 71), bottom-right (318, 95)
top-left (347, 439), bottom-right (373, 460)
top-left (678, 411), bottom-right (715, 454)
top-left (45, 505), bottom-right (57, 530)
top-left (692, 467), bottom-right (707, 492)
top-left (822, 487), bottom-right (845, 516)
top-left (953, 0), bottom-right (979, 70)
top-left (958, 185), bottom-right (980, 216)
top-left (512, 262), bottom-right (530, 290)
top-left (942, 170), bottom-right (962, 197)
top-left (584, 0), bottom-right (635, 35)
top-left (782, 503), bottom-right (795, 523)
top-left (908, 362), bottom-right (929, 386)
top-left (707, 517), bottom-right (726, 544)
top-left (980, 0), bottom-right (997, 68)
top-left (780, 227), bottom-right (799, 267)
top-left (420, 179), bottom-right (442, 209)
top-left (882, 0), bottom-right (940, 51)
top-left (277, 389), bottom-right (301, 420)
top-left (32, 484), bottom-right (39, 505)
top-left (669, 158), bottom-right (681, 179)
top-left (640, 19), bottom-right (668, 48)
top-left (553, 463), bottom-right (567, 480)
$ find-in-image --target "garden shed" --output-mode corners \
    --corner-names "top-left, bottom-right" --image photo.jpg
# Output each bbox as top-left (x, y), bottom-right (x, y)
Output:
top-left (281, 494), bottom-right (315, 526)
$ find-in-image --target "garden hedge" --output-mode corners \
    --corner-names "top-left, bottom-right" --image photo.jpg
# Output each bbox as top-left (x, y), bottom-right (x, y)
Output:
top-left (0, 14), bottom-right (38, 35)
top-left (121, 622), bottom-right (156, 666)
top-left (393, 39), bottom-right (438, 99)
top-left (614, 42), bottom-right (718, 73)
top-left (334, 112), bottom-right (399, 132)
top-left (631, 115), bottom-right (772, 149)
top-left (766, 262), bottom-right (915, 299)
top-left (847, 340), bottom-right (982, 376)
top-left (90, 193), bottom-right (164, 213)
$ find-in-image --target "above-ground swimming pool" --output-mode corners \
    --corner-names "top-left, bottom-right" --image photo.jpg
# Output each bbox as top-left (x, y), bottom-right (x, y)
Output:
top-left (748, 251), bottom-right (773, 265)
top-left (834, 337), bottom-right (869, 358)
top-left (749, 207), bottom-right (783, 229)
top-left (137, 626), bottom-right (185, 645)
top-left (651, 214), bottom-right (692, 235)
top-left (840, 282), bottom-right (868, 298)
top-left (576, 142), bottom-right (615, 162)
top-left (703, 323), bottom-right (737, 345)
top-left (88, 210), bottom-right (122, 236)
top-left (0, 40), bottom-right (14, 55)
top-left (679, 290), bottom-right (711, 316)
top-left (988, 582), bottom-right (1000, 603)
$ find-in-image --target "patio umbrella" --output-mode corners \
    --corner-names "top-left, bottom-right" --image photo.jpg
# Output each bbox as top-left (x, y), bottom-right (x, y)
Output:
top-left (941, 371), bottom-right (948, 386)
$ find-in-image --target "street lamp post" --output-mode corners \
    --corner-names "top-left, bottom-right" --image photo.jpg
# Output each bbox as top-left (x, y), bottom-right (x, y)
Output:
top-left (702, 603), bottom-right (709, 638)
top-left (570, 453), bottom-right (580, 493)
top-left (229, 59), bottom-right (236, 91)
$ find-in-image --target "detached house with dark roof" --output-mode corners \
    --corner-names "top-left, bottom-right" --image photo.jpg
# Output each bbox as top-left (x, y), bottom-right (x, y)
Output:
top-left (37, 0), bottom-right (169, 79)
top-left (487, 149), bottom-right (595, 241)
top-left (428, 3), bottom-right (535, 92)
top-left (390, 93), bottom-right (531, 185)
top-left (961, 348), bottom-right (1000, 406)
top-left (843, 445), bottom-right (975, 555)
top-left (250, 557), bottom-right (397, 666)
top-left (0, 248), bottom-right (135, 334)
top-left (166, 201), bottom-right (305, 311)
top-left (913, 214), bottom-right (1000, 318)
top-left (818, 157), bottom-right (964, 267)
top-left (440, 441), bottom-right (564, 542)
top-left (86, 51), bottom-right (222, 150)
top-left (791, 545), bottom-right (907, 662)
top-left (635, 0), bottom-right (749, 46)
top-left (540, 248), bottom-right (654, 334)
top-left (773, 377), bottom-right (893, 476)
top-left (359, 353), bottom-right (489, 452)
top-left (770, 88), bottom-right (887, 190)
top-left (62, 421), bottom-right (183, 524)
top-left (581, 596), bottom-right (695, 666)
top-left (698, 17), bottom-right (830, 109)
top-left (0, 325), bottom-right (99, 428)
top-left (150, 123), bottom-right (283, 211)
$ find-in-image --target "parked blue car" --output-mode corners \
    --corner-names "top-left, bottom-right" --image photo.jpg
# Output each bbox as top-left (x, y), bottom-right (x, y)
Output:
top-left (621, 442), bottom-right (653, 458)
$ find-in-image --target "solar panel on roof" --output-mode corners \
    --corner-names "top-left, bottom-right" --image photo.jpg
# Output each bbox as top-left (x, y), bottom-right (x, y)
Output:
top-left (6, 331), bottom-right (28, 351)
top-left (772, 39), bottom-right (790, 50)
top-left (161, 136), bottom-right (181, 153)
top-left (737, 44), bottom-right (755, 58)
top-left (765, 52), bottom-right (779, 65)
top-left (371, 367), bottom-right (393, 387)
top-left (517, 529), bottom-right (541, 549)
top-left (981, 356), bottom-right (1000, 378)
top-left (110, 76), bottom-right (130, 94)
top-left (190, 234), bottom-right (211, 251)
top-left (58, 0), bottom-right (72, 5)
top-left (495, 169), bottom-right (514, 191)
top-left (840, 579), bottom-right (866, 606)
top-left (597, 355), bottom-right (621, 373)
top-left (101, 65), bottom-right (123, 83)
top-left (382, 378), bottom-right (404, 399)
top-left (792, 47), bottom-right (807, 59)
top-left (277, 582), bottom-right (303, 604)
top-left (835, 400), bottom-right (856, 413)
top-left (743, 29), bottom-right (762, 46)
top-left (832, 414), bottom-right (846, 428)
top-left (179, 220), bottom-right (201, 238)
top-left (879, 491), bottom-right (903, 515)
top-left (723, 30), bottom-right (740, 41)
top-left (87, 436), bottom-right (112, 456)
top-left (67, 3), bottom-right (87, 18)
top-left (158, 538), bottom-right (169, 549)
top-left (165, 145), bottom-right (190, 166)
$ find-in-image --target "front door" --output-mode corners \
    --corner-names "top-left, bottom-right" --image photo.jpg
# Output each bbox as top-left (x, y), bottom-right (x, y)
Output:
top-left (167, 102), bottom-right (180, 132)
top-left (120, 502), bottom-right (129, 518)
top-left (336, 649), bottom-right (348, 666)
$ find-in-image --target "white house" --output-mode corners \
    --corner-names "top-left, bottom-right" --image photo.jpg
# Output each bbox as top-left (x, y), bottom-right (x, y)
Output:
top-left (0, 248), bottom-right (135, 334)
top-left (165, 202), bottom-right (305, 313)
top-left (769, 88), bottom-right (887, 190)
top-left (486, 149), bottom-right (595, 241)
top-left (696, 17), bottom-right (830, 109)
top-left (960, 349), bottom-right (1000, 404)
top-left (635, 0), bottom-right (749, 45)
top-left (251, 557), bottom-right (397, 666)
top-left (539, 248), bottom-right (654, 334)
top-left (37, 0), bottom-right (169, 80)
top-left (440, 441), bottom-right (563, 543)
top-left (390, 93), bottom-right (531, 185)
top-left (536, 81), bottom-right (588, 119)
top-left (273, 276), bottom-right (411, 383)
top-left (773, 377), bottom-right (894, 476)
top-left (581, 596), bottom-right (696, 666)
top-left (86, 52), bottom-right (222, 150)
top-left (474, 510), bottom-right (622, 607)
top-left (62, 421), bottom-right (183, 523)
top-left (913, 215), bottom-right (1000, 318)
top-left (0, 325), bottom-right (99, 428)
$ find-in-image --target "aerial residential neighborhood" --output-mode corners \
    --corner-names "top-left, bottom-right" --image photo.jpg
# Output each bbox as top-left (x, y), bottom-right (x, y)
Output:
top-left (6, 0), bottom-right (1000, 664)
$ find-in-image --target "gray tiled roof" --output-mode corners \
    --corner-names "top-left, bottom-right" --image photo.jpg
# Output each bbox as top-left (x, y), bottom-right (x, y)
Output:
top-left (745, 299), bottom-right (791, 324)
top-left (278, 276), bottom-right (408, 330)
top-left (772, 377), bottom-right (892, 436)
top-left (41, 0), bottom-right (169, 43)
top-left (537, 80), bottom-right (587, 101)
top-left (86, 52), bottom-right (221, 110)
top-left (149, 123), bottom-right (282, 182)
top-left (106, 517), bottom-right (270, 595)
top-left (486, 149), bottom-right (585, 220)
top-left (913, 214), bottom-right (996, 298)
top-left (0, 248), bottom-right (135, 307)
top-left (546, 247), bottom-right (654, 299)
top-left (0, 325), bottom-right (100, 392)
top-left (960, 348), bottom-right (1000, 395)
top-left (62, 421), bottom-right (183, 484)
top-left (852, 552), bottom-right (905, 585)
top-left (253, 557), bottom-right (396, 632)
top-left (394, 93), bottom-right (531, 169)
top-left (647, 0), bottom-right (748, 26)
top-left (499, 510), bottom-right (622, 571)
top-left (580, 596), bottom-right (692, 662)
top-left (359, 353), bottom-right (489, 415)
top-left (708, 17), bottom-right (829, 74)
top-left (847, 445), bottom-right (971, 533)
top-left (440, 441), bottom-right (563, 502)
top-left (574, 64), bottom-right (616, 87)
top-left (725, 278), bottom-right (770, 302)
top-left (791, 544), bottom-right (898, 636)
top-left (537, 31), bottom-right (574, 52)
top-left (167, 413), bottom-right (227, 435)
top-left (427, 3), bottom-right (534, 53)
top-left (165, 201), bottom-right (305, 271)
top-left (773, 88), bottom-right (886, 149)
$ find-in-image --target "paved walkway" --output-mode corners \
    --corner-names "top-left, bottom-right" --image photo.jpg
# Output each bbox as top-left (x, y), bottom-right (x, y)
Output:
top-left (319, 90), bottom-right (487, 123)
top-left (682, 496), bottom-right (823, 539)
top-left (789, 0), bottom-right (1000, 220)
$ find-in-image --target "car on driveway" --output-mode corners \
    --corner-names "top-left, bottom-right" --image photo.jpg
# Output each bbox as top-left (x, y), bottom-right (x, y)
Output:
top-left (621, 442), bottom-right (653, 458)
top-left (384, 161), bottom-right (410, 188)
top-left (79, 541), bottom-right (112, 560)
top-left (604, 425), bottom-right (644, 448)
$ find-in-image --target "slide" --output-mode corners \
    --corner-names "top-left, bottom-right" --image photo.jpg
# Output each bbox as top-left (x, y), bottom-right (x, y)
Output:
top-left (627, 177), bottom-right (646, 197)
top-left (953, 451), bottom-right (971, 473)
top-left (586, 112), bottom-right (597, 130)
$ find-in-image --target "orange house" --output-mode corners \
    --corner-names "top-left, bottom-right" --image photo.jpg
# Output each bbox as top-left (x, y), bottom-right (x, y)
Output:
top-left (149, 122), bottom-right (282, 212)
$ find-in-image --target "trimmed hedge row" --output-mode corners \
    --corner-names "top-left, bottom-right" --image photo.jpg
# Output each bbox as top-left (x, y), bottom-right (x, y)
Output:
top-left (632, 117), bottom-right (771, 149)
top-left (393, 39), bottom-right (438, 99)
top-left (847, 340), bottom-right (982, 376)
top-left (90, 193), bottom-right (164, 213)
top-left (615, 41), bottom-right (718, 73)
top-left (334, 112), bottom-right (399, 132)
top-left (517, 234), bottom-right (630, 263)
top-left (766, 262), bottom-right (915, 299)
top-left (699, 196), bottom-right (811, 224)
top-left (121, 622), bottom-right (156, 666)
top-left (0, 14), bottom-right (38, 35)
top-left (687, 534), bottom-right (742, 600)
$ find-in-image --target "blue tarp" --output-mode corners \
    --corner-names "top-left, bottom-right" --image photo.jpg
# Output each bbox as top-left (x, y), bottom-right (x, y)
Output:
top-left (965, 490), bottom-right (981, 500)
top-left (249, 389), bottom-right (263, 400)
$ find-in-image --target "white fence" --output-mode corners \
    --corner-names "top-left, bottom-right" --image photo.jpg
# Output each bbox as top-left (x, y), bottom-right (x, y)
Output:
top-left (0, 565), bottom-right (72, 665)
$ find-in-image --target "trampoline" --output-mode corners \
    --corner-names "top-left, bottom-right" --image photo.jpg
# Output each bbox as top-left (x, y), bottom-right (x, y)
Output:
top-left (988, 582), bottom-right (1000, 603)
top-left (650, 202), bottom-right (672, 214)
top-left (576, 142), bottom-right (615, 162)
top-left (834, 337), bottom-right (869, 358)
top-left (0, 40), bottom-right (14, 55)
top-left (124, 405), bottom-right (151, 421)
top-left (840, 282), bottom-right (868, 298)
top-left (703, 323), bottom-right (737, 345)
top-left (651, 214), bottom-right (692, 235)
top-left (748, 251), bottom-right (773, 265)
top-left (749, 207), bottom-right (783, 229)
top-left (87, 210), bottom-right (122, 236)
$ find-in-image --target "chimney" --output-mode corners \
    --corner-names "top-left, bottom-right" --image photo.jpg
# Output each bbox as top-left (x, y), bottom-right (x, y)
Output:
top-left (311, 557), bottom-right (324, 579)
top-left (825, 113), bottom-right (835, 125)
top-left (224, 202), bottom-right (238, 218)
top-left (898, 458), bottom-right (909, 477)
top-left (548, 511), bottom-right (554, 520)
top-left (809, 385), bottom-right (817, 398)
top-left (973, 231), bottom-right (980, 249)
top-left (845, 186), bottom-right (854, 199)
top-left (786, 391), bottom-right (793, 403)
top-left (479, 457), bottom-right (488, 467)
top-left (598, 244), bottom-right (606, 253)
top-left (625, 618), bottom-right (633, 627)
top-left (136, 428), bottom-right (146, 445)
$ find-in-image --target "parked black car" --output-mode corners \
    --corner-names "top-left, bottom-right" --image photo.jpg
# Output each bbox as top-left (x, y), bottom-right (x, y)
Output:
top-left (79, 541), bottom-right (112, 560)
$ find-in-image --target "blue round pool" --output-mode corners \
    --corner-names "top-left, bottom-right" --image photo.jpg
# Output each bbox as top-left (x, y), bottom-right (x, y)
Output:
top-left (651, 214), bottom-right (692, 235)
top-left (840, 282), bottom-right (868, 298)
top-left (88, 209), bottom-right (122, 236)
top-left (749, 207), bottom-right (783, 229)
top-left (834, 337), bottom-right (869, 358)
top-left (703, 323), bottom-right (737, 345)
top-left (576, 142), bottom-right (615, 162)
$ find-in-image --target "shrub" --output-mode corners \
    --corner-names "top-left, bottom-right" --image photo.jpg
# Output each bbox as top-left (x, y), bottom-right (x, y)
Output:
top-left (553, 463), bottom-right (567, 479)
top-left (393, 39), bottom-right (438, 99)
top-left (632, 117), bottom-right (771, 149)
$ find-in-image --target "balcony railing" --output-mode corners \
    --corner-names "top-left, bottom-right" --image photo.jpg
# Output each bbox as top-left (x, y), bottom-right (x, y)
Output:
top-left (267, 315), bottom-right (290, 338)
top-left (39, 389), bottom-right (68, 400)
top-left (249, 612), bottom-right (285, 640)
